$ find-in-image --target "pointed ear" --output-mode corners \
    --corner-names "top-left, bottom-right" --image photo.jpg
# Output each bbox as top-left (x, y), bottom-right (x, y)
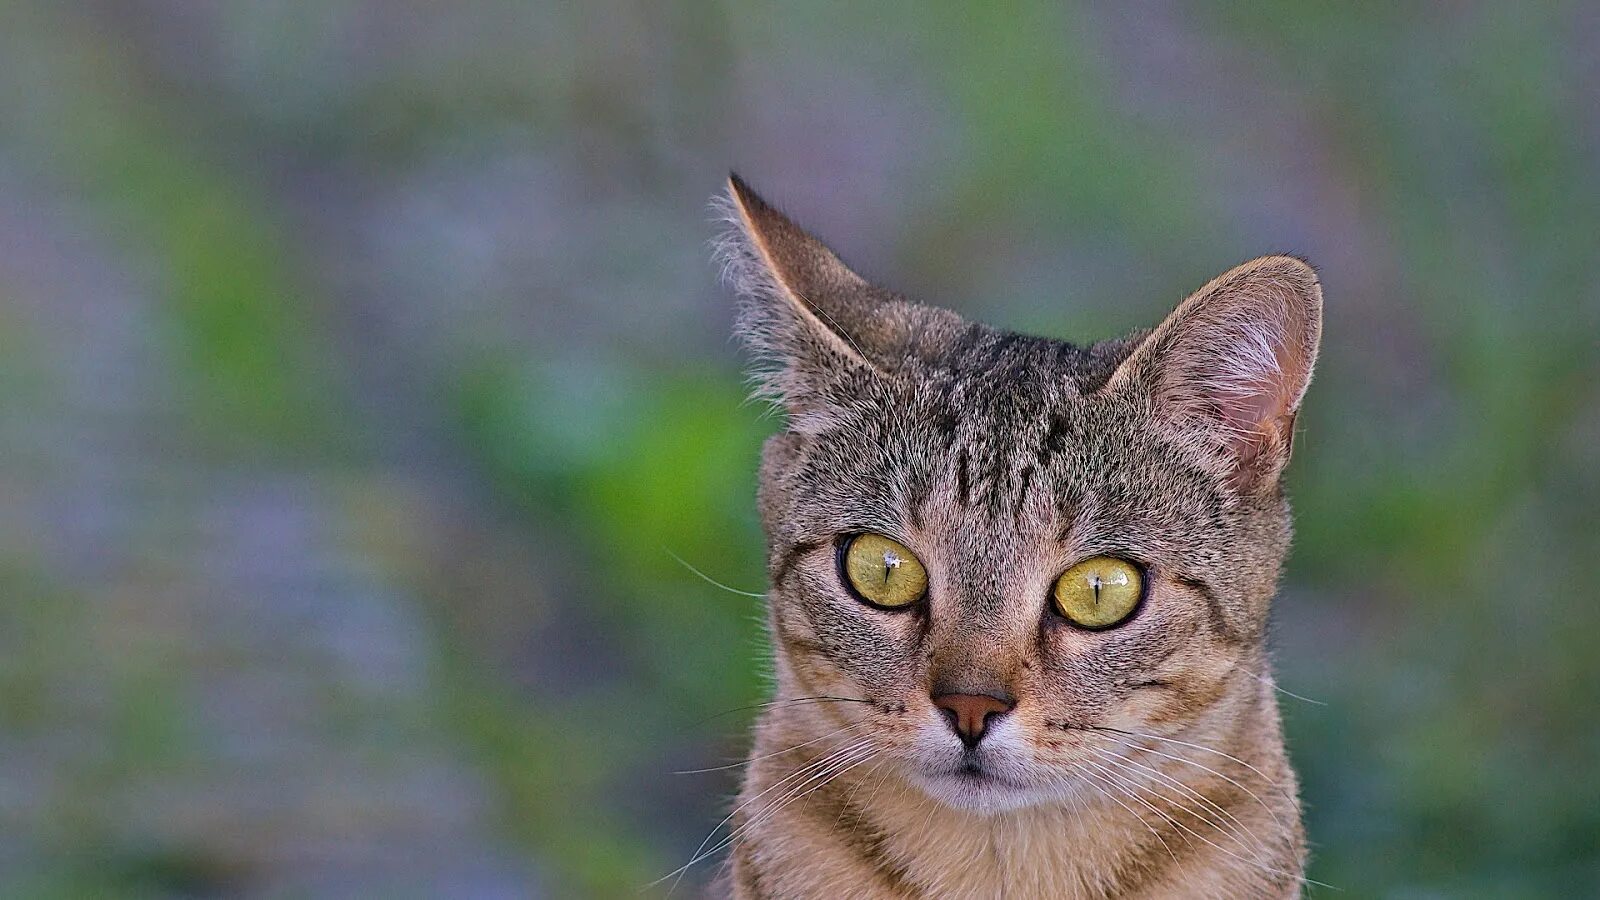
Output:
top-left (1106, 256), bottom-right (1323, 492)
top-left (714, 174), bottom-right (921, 427)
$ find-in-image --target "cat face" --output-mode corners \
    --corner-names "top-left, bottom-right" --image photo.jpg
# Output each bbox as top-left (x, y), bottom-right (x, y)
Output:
top-left (719, 175), bottom-right (1320, 813)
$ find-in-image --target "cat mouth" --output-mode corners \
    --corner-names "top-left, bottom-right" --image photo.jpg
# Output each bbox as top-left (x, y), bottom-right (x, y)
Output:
top-left (938, 753), bottom-right (1016, 787)
top-left (951, 768), bottom-right (1003, 788)
top-left (914, 758), bottom-right (1041, 812)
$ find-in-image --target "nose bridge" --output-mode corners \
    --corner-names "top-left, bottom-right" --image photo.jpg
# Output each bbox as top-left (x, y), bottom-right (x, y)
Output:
top-left (928, 527), bottom-right (1033, 696)
top-left (928, 610), bottom-right (1025, 698)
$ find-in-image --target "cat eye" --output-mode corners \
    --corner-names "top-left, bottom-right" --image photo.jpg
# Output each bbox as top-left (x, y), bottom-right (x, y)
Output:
top-left (1052, 556), bottom-right (1144, 629)
top-left (839, 533), bottom-right (928, 609)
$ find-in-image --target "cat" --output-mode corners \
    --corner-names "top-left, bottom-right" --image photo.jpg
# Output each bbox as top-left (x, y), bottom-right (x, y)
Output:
top-left (703, 174), bottom-right (1320, 899)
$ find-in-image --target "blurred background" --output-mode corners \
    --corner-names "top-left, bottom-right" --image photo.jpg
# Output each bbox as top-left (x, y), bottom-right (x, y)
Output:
top-left (0, 2), bottom-right (1596, 897)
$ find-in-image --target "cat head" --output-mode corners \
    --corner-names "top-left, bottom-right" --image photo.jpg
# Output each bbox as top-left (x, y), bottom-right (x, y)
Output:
top-left (716, 175), bottom-right (1320, 812)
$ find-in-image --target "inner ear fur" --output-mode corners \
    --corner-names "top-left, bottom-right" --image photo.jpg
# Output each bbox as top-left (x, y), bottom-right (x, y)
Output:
top-left (1106, 255), bottom-right (1323, 492)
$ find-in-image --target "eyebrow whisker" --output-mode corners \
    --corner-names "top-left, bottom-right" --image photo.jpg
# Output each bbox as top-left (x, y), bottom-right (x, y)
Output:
top-left (666, 549), bottom-right (766, 598)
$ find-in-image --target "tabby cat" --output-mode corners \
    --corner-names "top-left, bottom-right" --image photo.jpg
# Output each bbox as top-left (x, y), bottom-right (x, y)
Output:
top-left (705, 174), bottom-right (1321, 899)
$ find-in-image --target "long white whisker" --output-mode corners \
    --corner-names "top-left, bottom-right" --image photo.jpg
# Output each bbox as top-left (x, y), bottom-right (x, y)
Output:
top-left (1246, 666), bottom-right (1327, 705)
top-left (656, 741), bottom-right (866, 892)
top-left (1087, 730), bottom-right (1291, 833)
top-left (655, 741), bottom-right (875, 892)
top-left (668, 745), bottom-right (879, 892)
top-left (834, 753), bottom-right (891, 832)
top-left (666, 549), bottom-right (766, 598)
top-left (1075, 763), bottom-right (1178, 863)
top-left (1083, 758), bottom-right (1307, 885)
top-left (1086, 744), bottom-right (1266, 856)
top-left (1088, 747), bottom-right (1267, 862)
top-left (1095, 727), bottom-right (1296, 803)
top-left (689, 694), bottom-right (872, 729)
top-left (674, 721), bottom-right (865, 775)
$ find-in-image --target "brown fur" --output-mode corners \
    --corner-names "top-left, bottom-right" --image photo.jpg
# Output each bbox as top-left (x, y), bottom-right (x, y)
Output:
top-left (705, 174), bottom-right (1321, 899)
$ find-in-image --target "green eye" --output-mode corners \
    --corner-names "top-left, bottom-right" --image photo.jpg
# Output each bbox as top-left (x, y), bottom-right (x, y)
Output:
top-left (840, 534), bottom-right (928, 609)
top-left (1052, 557), bottom-right (1144, 629)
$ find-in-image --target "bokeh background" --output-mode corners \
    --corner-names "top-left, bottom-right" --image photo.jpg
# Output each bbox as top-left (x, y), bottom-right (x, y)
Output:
top-left (1, 2), bottom-right (1597, 897)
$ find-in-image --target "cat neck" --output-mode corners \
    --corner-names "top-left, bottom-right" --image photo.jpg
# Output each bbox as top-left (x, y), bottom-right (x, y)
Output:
top-left (725, 680), bottom-right (1304, 899)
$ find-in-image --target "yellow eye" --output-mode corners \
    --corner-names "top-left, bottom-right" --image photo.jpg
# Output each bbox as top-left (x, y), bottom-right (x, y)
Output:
top-left (841, 534), bottom-right (928, 609)
top-left (1052, 557), bottom-right (1143, 629)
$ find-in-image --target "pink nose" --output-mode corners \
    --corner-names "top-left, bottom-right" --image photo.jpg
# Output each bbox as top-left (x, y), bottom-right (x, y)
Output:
top-left (932, 692), bottom-right (1014, 748)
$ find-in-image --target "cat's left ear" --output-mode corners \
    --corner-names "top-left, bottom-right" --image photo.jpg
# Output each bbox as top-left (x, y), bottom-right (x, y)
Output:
top-left (1107, 256), bottom-right (1322, 493)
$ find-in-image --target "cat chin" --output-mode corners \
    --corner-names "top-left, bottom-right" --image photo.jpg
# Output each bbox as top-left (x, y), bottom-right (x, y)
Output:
top-left (910, 768), bottom-right (1060, 815)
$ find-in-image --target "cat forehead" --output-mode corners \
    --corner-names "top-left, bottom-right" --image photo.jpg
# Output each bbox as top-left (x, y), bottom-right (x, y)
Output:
top-left (903, 327), bottom-right (1135, 396)
top-left (826, 337), bottom-right (1137, 447)
top-left (801, 370), bottom-right (1172, 517)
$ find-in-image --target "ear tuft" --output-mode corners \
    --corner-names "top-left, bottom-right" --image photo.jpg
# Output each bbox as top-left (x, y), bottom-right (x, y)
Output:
top-left (1109, 255), bottom-right (1323, 491)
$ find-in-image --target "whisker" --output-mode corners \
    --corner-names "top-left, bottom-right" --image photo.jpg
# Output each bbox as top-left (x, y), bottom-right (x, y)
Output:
top-left (1083, 756), bottom-right (1334, 891)
top-left (661, 744), bottom-right (879, 893)
top-left (1078, 729), bottom-right (1290, 834)
top-left (1270, 680), bottom-right (1326, 706)
top-left (666, 549), bottom-right (766, 598)
top-left (1088, 747), bottom-right (1266, 859)
top-left (1074, 763), bottom-right (1178, 863)
top-left (833, 753), bottom-right (893, 833)
top-left (695, 746), bottom-right (884, 891)
top-left (674, 720), bottom-right (865, 775)
top-left (739, 746), bottom-right (881, 847)
top-left (687, 695), bottom-right (873, 729)
top-left (1246, 665), bottom-right (1327, 706)
top-left (1082, 758), bottom-right (1297, 881)
top-left (1085, 725), bottom-right (1296, 803)
top-left (658, 745), bottom-right (860, 894)
top-left (1081, 757), bottom-right (1196, 848)
top-left (696, 741), bottom-right (865, 851)
top-left (653, 740), bottom-right (873, 892)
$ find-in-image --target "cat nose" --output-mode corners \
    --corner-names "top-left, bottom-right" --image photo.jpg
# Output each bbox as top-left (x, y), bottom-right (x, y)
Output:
top-left (932, 692), bottom-right (1014, 748)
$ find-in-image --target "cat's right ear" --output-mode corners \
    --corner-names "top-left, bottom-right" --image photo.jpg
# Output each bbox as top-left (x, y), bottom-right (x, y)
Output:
top-left (714, 174), bottom-right (907, 429)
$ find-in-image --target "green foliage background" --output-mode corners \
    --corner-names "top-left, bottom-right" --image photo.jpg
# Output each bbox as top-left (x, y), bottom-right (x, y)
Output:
top-left (0, 2), bottom-right (1595, 897)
